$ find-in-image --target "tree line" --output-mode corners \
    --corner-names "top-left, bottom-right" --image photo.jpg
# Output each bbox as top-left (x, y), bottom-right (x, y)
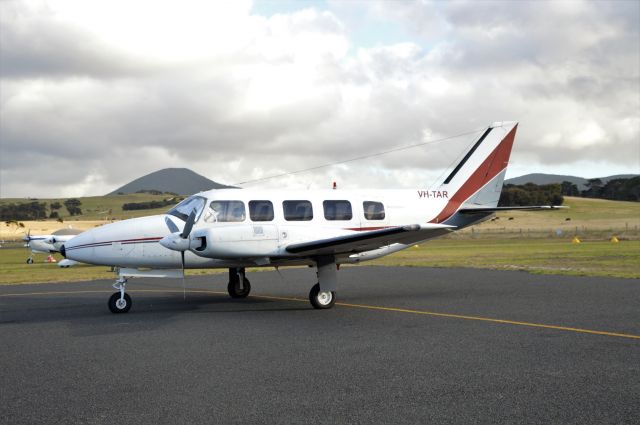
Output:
top-left (0, 199), bottom-right (82, 221)
top-left (122, 198), bottom-right (180, 211)
top-left (499, 176), bottom-right (639, 207)
top-left (499, 183), bottom-right (564, 207)
top-left (561, 177), bottom-right (640, 202)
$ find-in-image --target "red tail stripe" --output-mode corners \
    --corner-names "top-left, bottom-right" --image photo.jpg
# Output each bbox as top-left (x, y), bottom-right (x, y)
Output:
top-left (430, 125), bottom-right (517, 223)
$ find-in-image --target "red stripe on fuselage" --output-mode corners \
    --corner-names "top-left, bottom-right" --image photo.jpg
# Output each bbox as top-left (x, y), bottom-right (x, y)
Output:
top-left (429, 125), bottom-right (517, 223)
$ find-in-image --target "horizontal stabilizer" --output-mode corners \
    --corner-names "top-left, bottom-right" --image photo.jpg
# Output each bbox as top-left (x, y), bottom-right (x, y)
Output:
top-left (458, 206), bottom-right (567, 214)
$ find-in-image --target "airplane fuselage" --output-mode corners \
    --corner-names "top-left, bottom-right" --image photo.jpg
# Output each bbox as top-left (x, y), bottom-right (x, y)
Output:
top-left (64, 188), bottom-right (459, 269)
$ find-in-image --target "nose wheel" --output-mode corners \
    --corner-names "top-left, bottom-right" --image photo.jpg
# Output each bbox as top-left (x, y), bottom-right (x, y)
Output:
top-left (108, 292), bottom-right (132, 313)
top-left (108, 277), bottom-right (131, 313)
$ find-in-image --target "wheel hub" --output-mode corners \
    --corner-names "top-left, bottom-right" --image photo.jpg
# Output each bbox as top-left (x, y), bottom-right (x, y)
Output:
top-left (317, 291), bottom-right (332, 305)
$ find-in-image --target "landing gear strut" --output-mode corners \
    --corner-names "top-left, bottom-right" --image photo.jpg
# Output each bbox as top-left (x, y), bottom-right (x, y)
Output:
top-left (227, 268), bottom-right (251, 298)
top-left (310, 256), bottom-right (338, 309)
top-left (108, 277), bottom-right (131, 313)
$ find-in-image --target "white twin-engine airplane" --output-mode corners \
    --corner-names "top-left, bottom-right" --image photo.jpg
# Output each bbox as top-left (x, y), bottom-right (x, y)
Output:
top-left (62, 121), bottom-right (558, 313)
top-left (23, 228), bottom-right (82, 265)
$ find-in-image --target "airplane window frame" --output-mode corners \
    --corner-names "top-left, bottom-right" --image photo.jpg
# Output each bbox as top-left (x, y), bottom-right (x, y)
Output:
top-left (363, 201), bottom-right (385, 220)
top-left (283, 200), bottom-right (313, 221)
top-left (166, 195), bottom-right (207, 222)
top-left (323, 200), bottom-right (353, 221)
top-left (249, 200), bottom-right (275, 222)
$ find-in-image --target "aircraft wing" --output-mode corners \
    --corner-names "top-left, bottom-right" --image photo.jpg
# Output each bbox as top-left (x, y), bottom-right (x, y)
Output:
top-left (285, 224), bottom-right (454, 256)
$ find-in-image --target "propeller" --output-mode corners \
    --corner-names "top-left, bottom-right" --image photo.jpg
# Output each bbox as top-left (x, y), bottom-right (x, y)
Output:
top-left (160, 210), bottom-right (197, 300)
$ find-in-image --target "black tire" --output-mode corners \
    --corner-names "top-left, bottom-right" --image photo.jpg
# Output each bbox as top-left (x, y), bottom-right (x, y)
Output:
top-left (26, 258), bottom-right (33, 264)
top-left (309, 283), bottom-right (336, 309)
top-left (108, 292), bottom-right (132, 314)
top-left (228, 277), bottom-right (251, 298)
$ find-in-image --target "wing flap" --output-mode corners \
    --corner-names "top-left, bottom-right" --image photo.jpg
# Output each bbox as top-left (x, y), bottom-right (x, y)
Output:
top-left (285, 224), bottom-right (454, 256)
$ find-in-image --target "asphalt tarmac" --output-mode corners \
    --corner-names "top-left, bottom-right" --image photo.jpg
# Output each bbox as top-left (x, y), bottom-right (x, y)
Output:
top-left (1, 266), bottom-right (639, 424)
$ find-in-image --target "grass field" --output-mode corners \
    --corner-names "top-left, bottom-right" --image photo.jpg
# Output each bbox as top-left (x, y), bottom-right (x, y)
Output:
top-left (1, 196), bottom-right (638, 284)
top-left (468, 197), bottom-right (640, 237)
top-left (370, 238), bottom-right (640, 279)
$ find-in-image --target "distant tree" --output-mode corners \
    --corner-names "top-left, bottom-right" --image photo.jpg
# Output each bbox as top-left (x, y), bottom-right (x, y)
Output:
top-left (599, 177), bottom-right (640, 201)
top-left (50, 201), bottom-right (62, 211)
top-left (49, 211), bottom-right (59, 219)
top-left (499, 183), bottom-right (563, 206)
top-left (560, 181), bottom-right (580, 197)
top-left (581, 178), bottom-right (603, 198)
top-left (0, 202), bottom-right (47, 220)
top-left (64, 198), bottom-right (83, 216)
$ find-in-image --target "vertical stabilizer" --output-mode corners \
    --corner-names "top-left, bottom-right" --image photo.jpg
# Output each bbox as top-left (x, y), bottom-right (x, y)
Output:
top-left (430, 122), bottom-right (518, 223)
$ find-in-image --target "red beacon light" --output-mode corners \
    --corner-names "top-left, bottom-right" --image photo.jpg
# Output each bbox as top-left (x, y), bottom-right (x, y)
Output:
top-left (332, 181), bottom-right (337, 190)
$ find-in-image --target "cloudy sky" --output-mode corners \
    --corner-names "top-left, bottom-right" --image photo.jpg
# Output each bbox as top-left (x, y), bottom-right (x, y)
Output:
top-left (1, 0), bottom-right (638, 198)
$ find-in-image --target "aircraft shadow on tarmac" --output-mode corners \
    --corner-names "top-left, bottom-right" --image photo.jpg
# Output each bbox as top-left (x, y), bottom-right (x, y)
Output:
top-left (1, 292), bottom-right (311, 337)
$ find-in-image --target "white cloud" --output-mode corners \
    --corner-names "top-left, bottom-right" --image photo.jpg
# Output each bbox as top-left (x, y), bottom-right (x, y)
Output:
top-left (0, 0), bottom-right (638, 198)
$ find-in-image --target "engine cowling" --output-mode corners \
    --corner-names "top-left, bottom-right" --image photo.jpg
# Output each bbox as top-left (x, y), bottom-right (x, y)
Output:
top-left (191, 224), bottom-right (281, 259)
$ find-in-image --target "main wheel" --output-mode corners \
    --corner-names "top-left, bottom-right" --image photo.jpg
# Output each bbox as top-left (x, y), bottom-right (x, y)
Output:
top-left (108, 292), bottom-right (132, 314)
top-left (228, 277), bottom-right (251, 298)
top-left (26, 257), bottom-right (33, 264)
top-left (309, 283), bottom-right (336, 309)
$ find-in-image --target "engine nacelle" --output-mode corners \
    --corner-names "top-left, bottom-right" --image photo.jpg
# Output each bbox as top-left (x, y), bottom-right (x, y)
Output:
top-left (191, 225), bottom-right (281, 259)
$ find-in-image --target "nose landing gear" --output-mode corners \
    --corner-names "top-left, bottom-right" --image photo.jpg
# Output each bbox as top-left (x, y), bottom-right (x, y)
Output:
top-left (108, 277), bottom-right (131, 313)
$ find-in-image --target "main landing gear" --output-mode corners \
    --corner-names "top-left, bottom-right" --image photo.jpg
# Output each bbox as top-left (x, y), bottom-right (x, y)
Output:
top-left (308, 256), bottom-right (337, 309)
top-left (227, 268), bottom-right (251, 298)
top-left (108, 277), bottom-right (131, 314)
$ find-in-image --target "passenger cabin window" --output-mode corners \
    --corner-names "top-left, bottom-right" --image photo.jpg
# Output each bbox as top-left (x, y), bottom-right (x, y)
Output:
top-left (249, 200), bottom-right (274, 221)
top-left (204, 200), bottom-right (245, 222)
top-left (363, 201), bottom-right (385, 220)
top-left (323, 200), bottom-right (352, 221)
top-left (283, 200), bottom-right (313, 221)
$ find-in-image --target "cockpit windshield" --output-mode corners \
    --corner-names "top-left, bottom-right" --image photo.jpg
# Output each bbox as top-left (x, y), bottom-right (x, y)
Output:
top-left (166, 196), bottom-right (206, 222)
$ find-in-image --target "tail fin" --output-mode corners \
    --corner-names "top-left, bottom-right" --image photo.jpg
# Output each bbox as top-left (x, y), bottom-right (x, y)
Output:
top-left (431, 121), bottom-right (518, 223)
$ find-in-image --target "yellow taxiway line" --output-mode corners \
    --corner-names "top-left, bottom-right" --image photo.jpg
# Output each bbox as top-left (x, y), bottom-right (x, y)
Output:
top-left (2, 289), bottom-right (639, 340)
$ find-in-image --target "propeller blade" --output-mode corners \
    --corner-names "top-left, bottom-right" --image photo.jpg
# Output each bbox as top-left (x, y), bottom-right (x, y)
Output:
top-left (181, 250), bottom-right (186, 301)
top-left (164, 216), bottom-right (179, 233)
top-left (181, 209), bottom-right (197, 239)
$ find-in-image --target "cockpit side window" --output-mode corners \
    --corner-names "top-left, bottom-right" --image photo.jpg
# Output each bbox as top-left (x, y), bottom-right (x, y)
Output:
top-left (167, 196), bottom-right (206, 222)
top-left (204, 200), bottom-right (246, 223)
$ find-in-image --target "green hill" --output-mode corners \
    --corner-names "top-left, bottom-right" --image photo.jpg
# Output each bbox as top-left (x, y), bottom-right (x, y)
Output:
top-left (0, 193), bottom-right (183, 221)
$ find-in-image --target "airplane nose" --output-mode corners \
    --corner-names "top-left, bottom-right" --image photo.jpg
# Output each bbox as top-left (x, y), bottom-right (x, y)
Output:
top-left (60, 244), bottom-right (66, 258)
